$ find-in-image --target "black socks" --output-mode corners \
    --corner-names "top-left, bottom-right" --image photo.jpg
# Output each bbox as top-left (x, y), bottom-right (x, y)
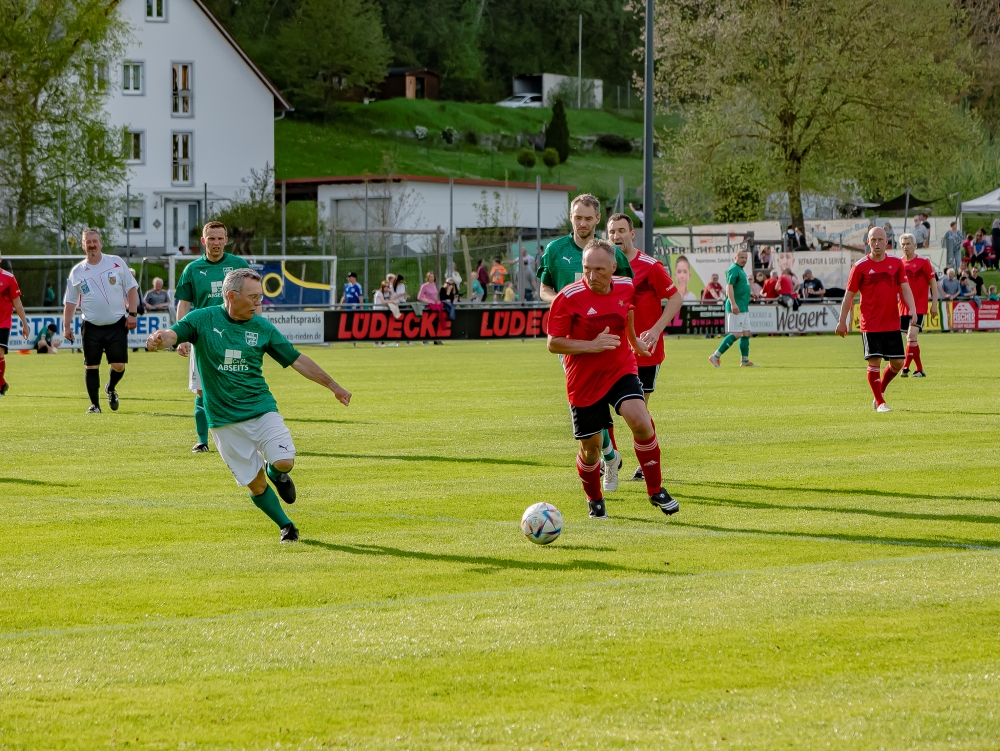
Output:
top-left (85, 369), bottom-right (100, 407)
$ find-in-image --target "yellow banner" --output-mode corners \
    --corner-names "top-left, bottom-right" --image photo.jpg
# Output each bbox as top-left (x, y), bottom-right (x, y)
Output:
top-left (852, 303), bottom-right (943, 331)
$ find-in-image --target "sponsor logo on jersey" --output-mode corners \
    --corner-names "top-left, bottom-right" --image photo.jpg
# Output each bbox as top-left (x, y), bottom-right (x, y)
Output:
top-left (245, 331), bottom-right (258, 346)
top-left (223, 267), bottom-right (233, 274)
top-left (210, 280), bottom-right (224, 297)
top-left (587, 307), bottom-right (597, 315)
top-left (108, 275), bottom-right (116, 285)
top-left (219, 348), bottom-right (249, 372)
top-left (212, 327), bottom-right (225, 337)
top-left (80, 280), bottom-right (91, 294)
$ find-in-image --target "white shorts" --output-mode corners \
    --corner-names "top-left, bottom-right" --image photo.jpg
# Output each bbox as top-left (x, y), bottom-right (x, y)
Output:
top-left (726, 311), bottom-right (751, 334)
top-left (188, 345), bottom-right (201, 393)
top-left (210, 412), bottom-right (296, 487)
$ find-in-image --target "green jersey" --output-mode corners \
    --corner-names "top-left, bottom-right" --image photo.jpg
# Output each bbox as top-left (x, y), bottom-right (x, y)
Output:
top-left (171, 306), bottom-right (301, 428)
top-left (724, 262), bottom-right (752, 313)
top-left (536, 234), bottom-right (634, 292)
top-left (175, 252), bottom-right (250, 310)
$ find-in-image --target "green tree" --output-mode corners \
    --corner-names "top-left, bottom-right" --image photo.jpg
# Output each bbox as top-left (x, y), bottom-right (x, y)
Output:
top-left (267, 0), bottom-right (391, 118)
top-left (0, 0), bottom-right (129, 238)
top-left (542, 148), bottom-right (560, 174)
top-left (712, 162), bottom-right (764, 223)
top-left (654, 0), bottom-right (978, 227)
top-left (545, 100), bottom-right (570, 164)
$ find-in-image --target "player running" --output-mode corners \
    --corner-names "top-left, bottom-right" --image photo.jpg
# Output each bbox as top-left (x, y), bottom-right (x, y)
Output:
top-left (147, 269), bottom-right (352, 543)
top-left (63, 229), bottom-right (140, 413)
top-left (537, 194), bottom-right (634, 494)
top-left (897, 232), bottom-right (939, 378)
top-left (708, 248), bottom-right (756, 368)
top-left (606, 213), bottom-right (683, 482)
top-left (547, 239), bottom-right (679, 519)
top-left (175, 222), bottom-right (252, 453)
top-left (836, 227), bottom-right (917, 413)
top-left (0, 253), bottom-right (30, 396)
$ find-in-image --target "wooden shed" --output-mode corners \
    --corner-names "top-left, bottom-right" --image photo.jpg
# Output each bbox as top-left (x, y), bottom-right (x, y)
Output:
top-left (379, 67), bottom-right (440, 101)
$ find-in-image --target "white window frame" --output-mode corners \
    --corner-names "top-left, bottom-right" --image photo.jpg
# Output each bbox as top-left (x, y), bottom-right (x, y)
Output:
top-left (125, 130), bottom-right (145, 164)
top-left (171, 132), bottom-right (193, 186)
top-left (122, 61), bottom-right (144, 95)
top-left (123, 199), bottom-right (145, 234)
top-left (145, 0), bottom-right (166, 21)
top-left (171, 62), bottom-right (193, 118)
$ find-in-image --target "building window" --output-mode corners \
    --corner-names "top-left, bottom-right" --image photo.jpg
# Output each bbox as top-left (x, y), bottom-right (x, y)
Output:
top-left (172, 132), bottom-right (192, 185)
top-left (125, 130), bottom-right (144, 163)
top-left (123, 200), bottom-right (144, 233)
top-left (146, 0), bottom-right (166, 20)
top-left (122, 62), bottom-right (144, 94)
top-left (172, 63), bottom-right (192, 116)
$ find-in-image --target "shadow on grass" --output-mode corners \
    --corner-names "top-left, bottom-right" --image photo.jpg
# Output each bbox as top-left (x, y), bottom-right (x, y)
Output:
top-left (298, 451), bottom-right (551, 467)
top-left (667, 478), bottom-right (1000, 504)
top-left (301, 539), bottom-right (673, 574)
top-left (286, 418), bottom-right (374, 425)
top-left (669, 521), bottom-right (1000, 550)
top-left (0, 477), bottom-right (72, 487)
top-left (680, 494), bottom-right (1000, 526)
top-left (136, 412), bottom-right (189, 419)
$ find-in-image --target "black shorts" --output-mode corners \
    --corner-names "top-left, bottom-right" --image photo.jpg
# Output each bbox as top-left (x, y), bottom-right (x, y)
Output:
top-left (82, 318), bottom-right (129, 367)
top-left (0, 327), bottom-right (8, 353)
top-left (862, 330), bottom-right (905, 361)
top-left (637, 364), bottom-right (660, 393)
top-left (569, 373), bottom-right (645, 440)
top-left (900, 313), bottom-right (925, 332)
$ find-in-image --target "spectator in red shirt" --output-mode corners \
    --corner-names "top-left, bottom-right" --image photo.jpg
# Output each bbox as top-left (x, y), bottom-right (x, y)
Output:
top-left (702, 273), bottom-right (724, 301)
top-left (778, 269), bottom-right (799, 310)
top-left (761, 270), bottom-right (780, 301)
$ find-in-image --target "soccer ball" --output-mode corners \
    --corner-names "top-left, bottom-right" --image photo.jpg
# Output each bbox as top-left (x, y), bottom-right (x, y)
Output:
top-left (520, 502), bottom-right (563, 545)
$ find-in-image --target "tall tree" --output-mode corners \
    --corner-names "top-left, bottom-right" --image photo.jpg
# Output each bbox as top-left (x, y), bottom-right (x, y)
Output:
top-left (0, 0), bottom-right (129, 236)
top-left (653, 0), bottom-right (978, 227)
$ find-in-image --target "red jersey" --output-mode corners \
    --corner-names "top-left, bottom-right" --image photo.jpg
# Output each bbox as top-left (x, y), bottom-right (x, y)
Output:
top-left (0, 269), bottom-right (22, 328)
top-left (548, 277), bottom-right (637, 407)
top-left (900, 255), bottom-right (935, 315)
top-left (778, 275), bottom-right (795, 296)
top-left (762, 278), bottom-right (779, 298)
top-left (847, 254), bottom-right (908, 332)
top-left (628, 252), bottom-right (678, 367)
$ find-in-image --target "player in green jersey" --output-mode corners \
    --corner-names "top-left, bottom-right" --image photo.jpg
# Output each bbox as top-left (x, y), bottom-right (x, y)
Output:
top-left (175, 222), bottom-right (251, 453)
top-left (536, 194), bottom-right (635, 494)
top-left (708, 248), bottom-right (757, 368)
top-left (147, 269), bottom-right (352, 543)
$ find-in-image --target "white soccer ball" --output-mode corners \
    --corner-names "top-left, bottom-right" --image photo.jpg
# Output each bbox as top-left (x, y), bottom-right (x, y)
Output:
top-left (520, 502), bottom-right (563, 545)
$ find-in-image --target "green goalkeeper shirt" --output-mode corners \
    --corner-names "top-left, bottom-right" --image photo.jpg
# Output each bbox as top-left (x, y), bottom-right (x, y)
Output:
top-left (536, 234), bottom-right (634, 292)
top-left (170, 306), bottom-right (301, 428)
top-left (174, 252), bottom-right (250, 310)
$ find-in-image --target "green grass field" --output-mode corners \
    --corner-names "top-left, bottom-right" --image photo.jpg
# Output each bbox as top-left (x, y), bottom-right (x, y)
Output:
top-left (2, 334), bottom-right (1000, 749)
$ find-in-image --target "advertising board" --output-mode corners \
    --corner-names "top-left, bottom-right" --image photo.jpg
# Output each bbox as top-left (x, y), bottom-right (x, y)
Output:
top-left (262, 311), bottom-right (324, 344)
top-left (5, 314), bottom-right (170, 351)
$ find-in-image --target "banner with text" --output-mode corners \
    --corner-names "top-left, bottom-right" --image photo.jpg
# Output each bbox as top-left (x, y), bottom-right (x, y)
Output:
top-left (262, 311), bottom-right (325, 344)
top-left (5, 314), bottom-right (170, 351)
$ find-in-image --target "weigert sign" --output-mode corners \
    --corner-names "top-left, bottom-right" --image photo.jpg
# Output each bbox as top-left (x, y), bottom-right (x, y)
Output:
top-left (774, 303), bottom-right (840, 333)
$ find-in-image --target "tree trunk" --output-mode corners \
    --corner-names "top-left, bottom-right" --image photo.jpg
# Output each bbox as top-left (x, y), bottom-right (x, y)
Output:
top-left (785, 156), bottom-right (805, 230)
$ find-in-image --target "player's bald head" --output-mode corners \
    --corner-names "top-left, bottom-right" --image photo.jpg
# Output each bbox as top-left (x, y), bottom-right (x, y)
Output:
top-left (868, 226), bottom-right (887, 241)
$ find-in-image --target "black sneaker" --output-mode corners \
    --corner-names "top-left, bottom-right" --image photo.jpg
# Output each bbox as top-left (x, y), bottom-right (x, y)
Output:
top-left (192, 443), bottom-right (210, 453)
top-left (588, 499), bottom-right (609, 519)
top-left (913, 370), bottom-right (926, 378)
top-left (279, 522), bottom-right (299, 543)
top-left (630, 466), bottom-right (644, 481)
top-left (901, 368), bottom-right (909, 378)
top-left (105, 385), bottom-right (119, 411)
top-left (266, 462), bottom-right (296, 504)
top-left (86, 405), bottom-right (101, 414)
top-left (650, 488), bottom-right (679, 516)
top-left (0, 382), bottom-right (8, 396)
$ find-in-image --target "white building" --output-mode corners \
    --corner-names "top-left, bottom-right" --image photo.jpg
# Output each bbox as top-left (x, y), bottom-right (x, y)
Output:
top-left (106, 0), bottom-right (290, 253)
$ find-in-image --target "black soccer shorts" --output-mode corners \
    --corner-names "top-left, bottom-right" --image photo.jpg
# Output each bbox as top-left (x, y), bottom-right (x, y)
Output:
top-left (899, 314), bottom-right (925, 333)
top-left (862, 330), bottom-right (905, 361)
top-left (569, 373), bottom-right (646, 440)
top-left (82, 317), bottom-right (129, 366)
top-left (637, 364), bottom-right (660, 393)
top-left (0, 327), bottom-right (9, 354)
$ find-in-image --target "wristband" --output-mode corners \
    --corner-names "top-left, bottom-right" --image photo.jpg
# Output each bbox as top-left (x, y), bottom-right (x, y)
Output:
top-left (128, 312), bottom-right (137, 316)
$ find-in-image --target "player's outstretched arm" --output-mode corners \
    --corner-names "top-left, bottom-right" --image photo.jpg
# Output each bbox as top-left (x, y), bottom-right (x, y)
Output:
top-left (291, 355), bottom-right (352, 406)
top-left (835, 292), bottom-right (855, 337)
top-left (147, 329), bottom-right (178, 351)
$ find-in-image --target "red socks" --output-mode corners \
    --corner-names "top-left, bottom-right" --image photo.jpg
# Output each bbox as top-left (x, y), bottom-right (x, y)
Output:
top-left (633, 433), bottom-right (662, 496)
top-left (576, 456), bottom-right (602, 501)
top-left (0, 356), bottom-right (6, 387)
top-left (911, 344), bottom-right (922, 372)
top-left (881, 364), bottom-right (899, 395)
top-left (607, 425), bottom-right (617, 451)
top-left (867, 365), bottom-right (883, 405)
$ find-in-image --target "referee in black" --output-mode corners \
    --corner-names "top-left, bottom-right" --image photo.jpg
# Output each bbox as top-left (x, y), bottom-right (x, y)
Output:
top-left (62, 229), bottom-right (140, 413)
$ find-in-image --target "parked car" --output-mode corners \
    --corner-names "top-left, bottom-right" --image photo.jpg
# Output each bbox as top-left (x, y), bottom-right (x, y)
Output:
top-left (496, 94), bottom-right (543, 108)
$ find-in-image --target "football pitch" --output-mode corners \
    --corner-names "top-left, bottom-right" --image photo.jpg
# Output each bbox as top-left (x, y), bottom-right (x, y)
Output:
top-left (2, 334), bottom-right (999, 749)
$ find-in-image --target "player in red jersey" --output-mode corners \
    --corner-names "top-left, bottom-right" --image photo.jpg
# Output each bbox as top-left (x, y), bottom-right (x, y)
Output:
top-left (547, 238), bottom-right (679, 519)
top-left (836, 227), bottom-right (917, 412)
top-left (897, 232), bottom-right (939, 378)
top-left (606, 213), bottom-right (683, 482)
top-left (0, 254), bottom-right (31, 396)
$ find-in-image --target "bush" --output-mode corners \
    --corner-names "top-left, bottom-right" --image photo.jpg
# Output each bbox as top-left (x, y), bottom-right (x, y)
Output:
top-left (441, 126), bottom-right (459, 144)
top-left (545, 100), bottom-right (570, 163)
top-left (542, 148), bottom-right (560, 172)
top-left (516, 149), bottom-right (537, 169)
top-left (465, 131), bottom-right (478, 146)
top-left (596, 133), bottom-right (632, 154)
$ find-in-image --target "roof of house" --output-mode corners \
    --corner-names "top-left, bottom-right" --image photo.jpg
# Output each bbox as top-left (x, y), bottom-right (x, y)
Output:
top-left (386, 67), bottom-right (440, 78)
top-left (190, 0), bottom-right (292, 111)
top-left (278, 174), bottom-right (576, 201)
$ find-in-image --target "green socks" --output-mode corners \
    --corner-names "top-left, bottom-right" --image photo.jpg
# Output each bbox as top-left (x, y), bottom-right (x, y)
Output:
top-left (715, 334), bottom-right (737, 357)
top-left (601, 429), bottom-right (615, 460)
top-left (194, 395), bottom-right (209, 445)
top-left (739, 335), bottom-right (750, 361)
top-left (265, 462), bottom-right (286, 483)
top-left (250, 485), bottom-right (292, 528)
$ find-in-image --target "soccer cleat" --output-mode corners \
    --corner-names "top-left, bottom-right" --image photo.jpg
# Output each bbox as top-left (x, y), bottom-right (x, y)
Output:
top-left (630, 465), bottom-right (644, 481)
top-left (602, 450), bottom-right (622, 493)
top-left (0, 382), bottom-right (8, 396)
top-left (266, 462), bottom-right (296, 504)
top-left (901, 368), bottom-right (909, 378)
top-left (105, 386), bottom-right (119, 411)
top-left (650, 488), bottom-right (680, 516)
top-left (740, 361), bottom-right (758, 367)
top-left (587, 499), bottom-right (609, 519)
top-left (86, 405), bottom-right (101, 414)
top-left (876, 403), bottom-right (892, 413)
top-left (912, 371), bottom-right (926, 378)
top-left (192, 443), bottom-right (210, 453)
top-left (708, 354), bottom-right (721, 368)
top-left (279, 522), bottom-right (299, 543)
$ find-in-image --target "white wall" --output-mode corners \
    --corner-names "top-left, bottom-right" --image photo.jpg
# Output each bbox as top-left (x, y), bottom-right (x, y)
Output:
top-left (106, 0), bottom-right (276, 251)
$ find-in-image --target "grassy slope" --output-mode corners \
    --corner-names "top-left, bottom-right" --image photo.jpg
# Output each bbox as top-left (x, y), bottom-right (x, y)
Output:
top-left (275, 100), bottom-right (677, 201)
top-left (2, 335), bottom-right (1000, 748)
